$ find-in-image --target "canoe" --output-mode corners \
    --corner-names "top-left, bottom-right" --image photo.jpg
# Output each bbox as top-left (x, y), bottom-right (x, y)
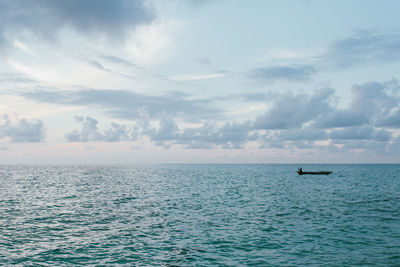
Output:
top-left (297, 171), bottom-right (332, 175)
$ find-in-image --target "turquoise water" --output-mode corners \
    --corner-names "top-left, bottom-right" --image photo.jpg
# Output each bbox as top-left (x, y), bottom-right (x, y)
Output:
top-left (0, 164), bottom-right (399, 266)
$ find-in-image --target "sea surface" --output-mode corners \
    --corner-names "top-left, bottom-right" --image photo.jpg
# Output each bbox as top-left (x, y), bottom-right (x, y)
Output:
top-left (0, 164), bottom-right (399, 266)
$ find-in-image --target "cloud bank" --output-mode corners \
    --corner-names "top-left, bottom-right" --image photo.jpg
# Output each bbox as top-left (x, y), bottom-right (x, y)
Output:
top-left (65, 116), bottom-right (136, 142)
top-left (50, 79), bottom-right (400, 155)
top-left (0, 115), bottom-right (45, 142)
top-left (253, 88), bottom-right (335, 129)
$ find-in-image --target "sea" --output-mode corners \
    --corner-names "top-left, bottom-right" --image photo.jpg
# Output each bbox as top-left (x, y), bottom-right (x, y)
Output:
top-left (0, 164), bottom-right (399, 266)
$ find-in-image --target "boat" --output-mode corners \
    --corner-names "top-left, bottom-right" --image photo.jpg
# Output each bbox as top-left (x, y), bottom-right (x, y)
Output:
top-left (297, 170), bottom-right (332, 175)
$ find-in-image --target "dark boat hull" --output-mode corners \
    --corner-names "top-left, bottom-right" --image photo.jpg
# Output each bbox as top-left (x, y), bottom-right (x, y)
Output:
top-left (297, 171), bottom-right (332, 175)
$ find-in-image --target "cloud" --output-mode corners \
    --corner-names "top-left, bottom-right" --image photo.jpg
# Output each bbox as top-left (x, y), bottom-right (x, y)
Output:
top-left (253, 81), bottom-right (400, 133)
top-left (328, 139), bottom-right (391, 154)
top-left (260, 125), bottom-right (391, 152)
top-left (320, 30), bottom-right (400, 68)
top-left (272, 127), bottom-right (328, 142)
top-left (329, 125), bottom-right (391, 141)
top-left (315, 80), bottom-right (399, 128)
top-left (141, 116), bottom-right (253, 149)
top-left (0, 0), bottom-right (154, 46)
top-left (248, 64), bottom-right (316, 82)
top-left (253, 88), bottom-right (335, 129)
top-left (178, 121), bottom-right (253, 149)
top-left (22, 79), bottom-right (400, 154)
top-left (65, 115), bottom-right (253, 149)
top-left (23, 88), bottom-right (221, 122)
top-left (249, 31), bottom-right (400, 82)
top-left (253, 79), bottom-right (400, 151)
top-left (377, 109), bottom-right (400, 128)
top-left (65, 116), bottom-right (136, 142)
top-left (0, 114), bottom-right (45, 142)
top-left (260, 126), bottom-right (328, 150)
top-left (142, 116), bottom-right (180, 147)
top-left (387, 136), bottom-right (400, 154)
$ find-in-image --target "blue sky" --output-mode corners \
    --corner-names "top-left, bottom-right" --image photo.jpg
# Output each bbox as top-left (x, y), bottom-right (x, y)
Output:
top-left (0, 0), bottom-right (399, 163)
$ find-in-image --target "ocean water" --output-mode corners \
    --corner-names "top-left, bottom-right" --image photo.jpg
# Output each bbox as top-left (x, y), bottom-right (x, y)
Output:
top-left (0, 164), bottom-right (399, 266)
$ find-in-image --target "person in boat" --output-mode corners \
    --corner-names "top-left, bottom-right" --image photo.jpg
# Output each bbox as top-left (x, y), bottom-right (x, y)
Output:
top-left (298, 167), bottom-right (303, 173)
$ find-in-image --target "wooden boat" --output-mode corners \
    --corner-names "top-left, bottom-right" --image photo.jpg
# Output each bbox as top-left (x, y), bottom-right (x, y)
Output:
top-left (297, 170), bottom-right (332, 175)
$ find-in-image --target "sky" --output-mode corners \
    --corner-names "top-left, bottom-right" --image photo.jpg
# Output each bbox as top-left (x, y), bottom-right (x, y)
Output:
top-left (0, 0), bottom-right (400, 164)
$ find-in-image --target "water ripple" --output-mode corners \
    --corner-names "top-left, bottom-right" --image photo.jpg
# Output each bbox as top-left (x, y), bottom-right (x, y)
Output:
top-left (0, 164), bottom-right (399, 265)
